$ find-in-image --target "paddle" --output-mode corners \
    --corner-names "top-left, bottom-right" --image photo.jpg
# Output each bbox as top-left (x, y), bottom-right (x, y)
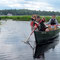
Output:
top-left (46, 24), bottom-right (60, 26)
top-left (24, 20), bottom-right (42, 43)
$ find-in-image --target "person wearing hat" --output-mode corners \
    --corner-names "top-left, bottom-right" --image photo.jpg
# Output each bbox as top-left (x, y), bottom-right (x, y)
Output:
top-left (48, 14), bottom-right (58, 30)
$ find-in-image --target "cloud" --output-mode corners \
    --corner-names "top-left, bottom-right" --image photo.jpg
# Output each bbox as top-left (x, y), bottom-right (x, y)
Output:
top-left (0, 0), bottom-right (60, 12)
top-left (23, 1), bottom-right (54, 11)
top-left (0, 0), bottom-right (24, 9)
top-left (8, 4), bottom-right (22, 8)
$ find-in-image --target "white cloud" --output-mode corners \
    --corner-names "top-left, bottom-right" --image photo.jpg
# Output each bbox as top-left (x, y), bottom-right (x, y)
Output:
top-left (8, 4), bottom-right (22, 8)
top-left (23, 1), bottom-right (54, 11)
top-left (0, 0), bottom-right (24, 5)
top-left (0, 0), bottom-right (25, 9)
top-left (0, 0), bottom-right (59, 11)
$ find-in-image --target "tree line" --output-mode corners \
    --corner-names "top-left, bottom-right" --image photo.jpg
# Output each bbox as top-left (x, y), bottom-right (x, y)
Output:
top-left (0, 9), bottom-right (60, 16)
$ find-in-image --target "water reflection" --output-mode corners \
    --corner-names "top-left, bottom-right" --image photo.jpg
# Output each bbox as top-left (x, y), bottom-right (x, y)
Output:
top-left (33, 36), bottom-right (59, 60)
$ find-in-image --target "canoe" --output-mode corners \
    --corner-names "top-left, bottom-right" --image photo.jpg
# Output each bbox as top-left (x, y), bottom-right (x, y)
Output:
top-left (34, 28), bottom-right (60, 45)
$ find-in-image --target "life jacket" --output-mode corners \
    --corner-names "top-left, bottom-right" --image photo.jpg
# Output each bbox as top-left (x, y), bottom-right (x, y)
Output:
top-left (50, 19), bottom-right (56, 25)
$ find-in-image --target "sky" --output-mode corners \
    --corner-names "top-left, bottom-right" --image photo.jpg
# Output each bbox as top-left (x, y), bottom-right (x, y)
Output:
top-left (0, 0), bottom-right (60, 12)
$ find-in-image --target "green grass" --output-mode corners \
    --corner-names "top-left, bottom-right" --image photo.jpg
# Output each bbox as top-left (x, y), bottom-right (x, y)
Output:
top-left (0, 15), bottom-right (31, 21)
top-left (0, 16), bottom-right (60, 23)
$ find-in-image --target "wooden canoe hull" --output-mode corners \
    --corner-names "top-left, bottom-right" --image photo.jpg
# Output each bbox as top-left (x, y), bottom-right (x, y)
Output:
top-left (34, 29), bottom-right (59, 45)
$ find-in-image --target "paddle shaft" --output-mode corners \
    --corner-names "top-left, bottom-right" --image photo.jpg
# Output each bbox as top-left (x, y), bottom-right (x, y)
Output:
top-left (46, 24), bottom-right (60, 26)
top-left (25, 20), bottom-right (42, 42)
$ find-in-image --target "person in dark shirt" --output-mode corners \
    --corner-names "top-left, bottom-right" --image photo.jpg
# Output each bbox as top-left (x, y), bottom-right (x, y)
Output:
top-left (32, 16), bottom-right (46, 31)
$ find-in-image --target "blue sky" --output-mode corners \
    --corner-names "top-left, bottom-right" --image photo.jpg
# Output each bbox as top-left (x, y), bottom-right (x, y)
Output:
top-left (0, 0), bottom-right (60, 12)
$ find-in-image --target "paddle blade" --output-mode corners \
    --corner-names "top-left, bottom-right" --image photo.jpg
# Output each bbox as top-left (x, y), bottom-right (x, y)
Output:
top-left (22, 40), bottom-right (30, 44)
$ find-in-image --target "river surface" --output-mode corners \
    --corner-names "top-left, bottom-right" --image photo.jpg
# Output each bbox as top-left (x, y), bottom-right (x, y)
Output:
top-left (0, 20), bottom-right (60, 60)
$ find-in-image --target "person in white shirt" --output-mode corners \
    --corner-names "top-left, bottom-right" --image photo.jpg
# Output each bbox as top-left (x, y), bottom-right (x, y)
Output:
top-left (48, 14), bottom-right (58, 30)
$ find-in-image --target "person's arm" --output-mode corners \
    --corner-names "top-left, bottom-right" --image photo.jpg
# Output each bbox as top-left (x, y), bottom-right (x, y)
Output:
top-left (30, 21), bottom-right (33, 27)
top-left (34, 24), bottom-right (38, 28)
top-left (30, 21), bottom-right (34, 30)
top-left (47, 19), bottom-right (51, 24)
top-left (55, 19), bottom-right (59, 25)
top-left (42, 17), bottom-right (45, 22)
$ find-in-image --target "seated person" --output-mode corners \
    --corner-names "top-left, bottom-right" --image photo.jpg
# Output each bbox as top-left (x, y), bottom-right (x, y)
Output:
top-left (48, 14), bottom-right (58, 30)
top-left (30, 14), bottom-right (37, 30)
top-left (32, 16), bottom-right (46, 31)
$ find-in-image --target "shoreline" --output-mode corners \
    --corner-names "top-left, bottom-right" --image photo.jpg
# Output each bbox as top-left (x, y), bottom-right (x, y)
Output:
top-left (0, 16), bottom-right (60, 23)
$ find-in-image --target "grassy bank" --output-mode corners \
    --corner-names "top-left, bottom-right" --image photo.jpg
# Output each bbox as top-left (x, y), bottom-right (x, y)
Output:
top-left (0, 16), bottom-right (31, 21)
top-left (0, 16), bottom-right (60, 22)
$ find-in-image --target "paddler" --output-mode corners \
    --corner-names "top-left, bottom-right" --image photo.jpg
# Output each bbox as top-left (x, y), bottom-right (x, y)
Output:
top-left (32, 16), bottom-right (46, 31)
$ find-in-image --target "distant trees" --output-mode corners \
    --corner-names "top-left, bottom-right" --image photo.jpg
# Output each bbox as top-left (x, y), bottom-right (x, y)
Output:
top-left (0, 9), bottom-right (60, 16)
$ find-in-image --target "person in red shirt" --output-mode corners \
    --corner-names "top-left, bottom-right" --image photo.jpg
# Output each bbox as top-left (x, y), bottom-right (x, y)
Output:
top-left (30, 14), bottom-right (37, 30)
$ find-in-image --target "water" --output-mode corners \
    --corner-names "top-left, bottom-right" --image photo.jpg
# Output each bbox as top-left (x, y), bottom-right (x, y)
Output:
top-left (0, 20), bottom-right (60, 60)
